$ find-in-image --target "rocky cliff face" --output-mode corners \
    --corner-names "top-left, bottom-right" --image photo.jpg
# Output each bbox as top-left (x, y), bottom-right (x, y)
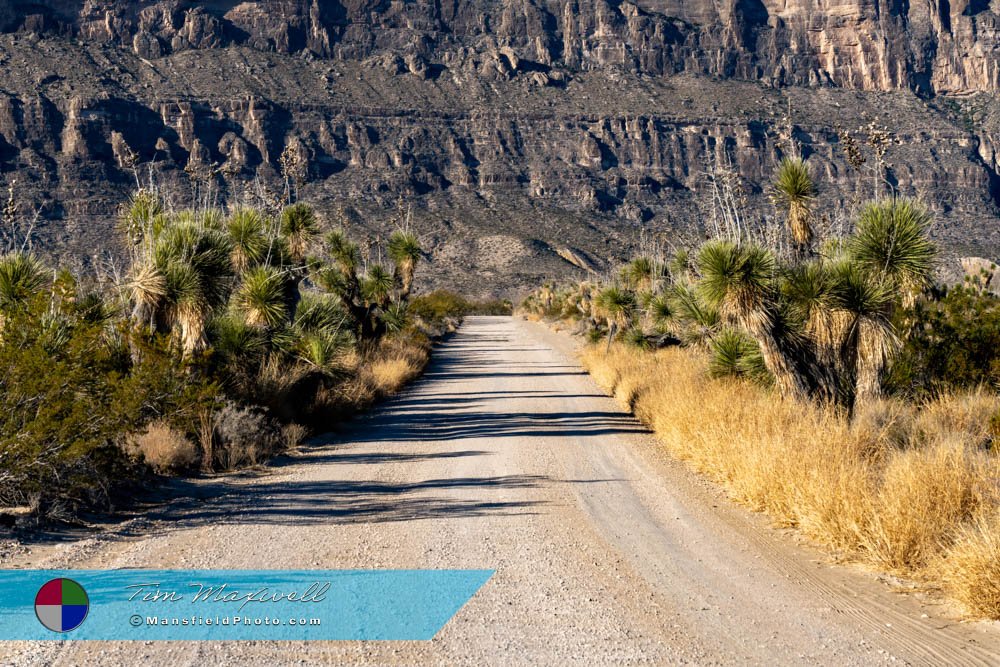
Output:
top-left (4, 0), bottom-right (1000, 94)
top-left (1, 1), bottom-right (999, 293)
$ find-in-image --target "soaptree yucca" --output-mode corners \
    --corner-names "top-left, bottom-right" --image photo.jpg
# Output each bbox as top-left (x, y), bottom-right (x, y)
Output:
top-left (772, 158), bottom-right (817, 255)
top-left (226, 208), bottom-right (269, 274)
top-left (387, 230), bottom-right (422, 298)
top-left (317, 228), bottom-right (421, 352)
top-left (235, 266), bottom-right (289, 329)
top-left (0, 252), bottom-right (47, 312)
top-left (849, 199), bottom-right (936, 307)
top-left (595, 285), bottom-right (636, 351)
top-left (827, 261), bottom-right (897, 404)
top-left (697, 240), bottom-right (813, 400)
top-left (280, 203), bottom-right (319, 264)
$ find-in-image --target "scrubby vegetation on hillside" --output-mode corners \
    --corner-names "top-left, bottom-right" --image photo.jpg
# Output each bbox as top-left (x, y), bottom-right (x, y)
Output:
top-left (521, 157), bottom-right (1000, 618)
top-left (0, 190), bottom-right (473, 521)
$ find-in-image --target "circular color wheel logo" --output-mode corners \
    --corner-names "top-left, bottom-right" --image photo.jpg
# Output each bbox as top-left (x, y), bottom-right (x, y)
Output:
top-left (35, 578), bottom-right (89, 633)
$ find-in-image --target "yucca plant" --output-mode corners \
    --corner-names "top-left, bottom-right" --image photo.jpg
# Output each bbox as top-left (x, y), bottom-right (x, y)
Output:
top-left (362, 264), bottom-right (394, 307)
top-left (827, 261), bottom-right (898, 406)
top-left (0, 251), bottom-right (47, 312)
top-left (849, 199), bottom-right (936, 307)
top-left (326, 230), bottom-right (361, 275)
top-left (623, 256), bottom-right (656, 291)
top-left (227, 208), bottom-right (269, 274)
top-left (118, 189), bottom-right (165, 251)
top-left (280, 203), bottom-right (318, 264)
top-left (126, 261), bottom-right (167, 331)
top-left (149, 221), bottom-right (234, 356)
top-left (595, 285), bottom-right (636, 351)
top-left (708, 328), bottom-right (770, 386)
top-left (669, 282), bottom-right (719, 348)
top-left (209, 314), bottom-right (266, 363)
top-left (772, 158), bottom-right (817, 255)
top-left (646, 293), bottom-right (673, 334)
top-left (697, 240), bottom-right (812, 399)
top-left (235, 266), bottom-right (289, 329)
top-left (387, 231), bottom-right (422, 299)
top-left (623, 326), bottom-right (650, 349)
top-left (381, 300), bottom-right (409, 333)
top-left (316, 228), bottom-right (420, 351)
top-left (781, 261), bottom-right (841, 378)
top-left (669, 248), bottom-right (694, 282)
top-left (293, 293), bottom-right (347, 335)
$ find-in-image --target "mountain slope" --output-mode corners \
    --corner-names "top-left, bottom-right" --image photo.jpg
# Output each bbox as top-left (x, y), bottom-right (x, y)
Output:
top-left (1, 1), bottom-right (999, 293)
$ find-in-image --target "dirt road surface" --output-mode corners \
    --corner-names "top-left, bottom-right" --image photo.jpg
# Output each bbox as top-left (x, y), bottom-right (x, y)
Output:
top-left (2, 316), bottom-right (999, 665)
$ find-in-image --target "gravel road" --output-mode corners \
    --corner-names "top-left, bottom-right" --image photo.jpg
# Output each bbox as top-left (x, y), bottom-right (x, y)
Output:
top-left (2, 316), bottom-right (999, 665)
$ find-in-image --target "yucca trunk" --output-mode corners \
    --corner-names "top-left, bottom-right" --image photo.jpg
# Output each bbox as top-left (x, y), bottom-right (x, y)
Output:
top-left (847, 317), bottom-right (899, 408)
top-left (395, 260), bottom-right (415, 300)
top-left (808, 308), bottom-right (854, 401)
top-left (744, 319), bottom-right (811, 401)
top-left (177, 308), bottom-right (208, 358)
top-left (605, 320), bottom-right (619, 353)
top-left (789, 201), bottom-right (813, 249)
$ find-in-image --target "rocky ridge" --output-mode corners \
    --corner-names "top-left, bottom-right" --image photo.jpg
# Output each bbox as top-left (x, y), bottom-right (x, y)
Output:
top-left (1, 1), bottom-right (999, 293)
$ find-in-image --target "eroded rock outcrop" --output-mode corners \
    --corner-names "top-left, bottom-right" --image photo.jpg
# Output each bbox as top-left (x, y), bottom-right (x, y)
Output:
top-left (1, 1), bottom-right (1000, 291)
top-left (3, 0), bottom-right (1000, 94)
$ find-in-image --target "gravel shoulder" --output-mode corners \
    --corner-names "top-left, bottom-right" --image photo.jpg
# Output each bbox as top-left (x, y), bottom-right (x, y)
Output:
top-left (1, 316), bottom-right (998, 665)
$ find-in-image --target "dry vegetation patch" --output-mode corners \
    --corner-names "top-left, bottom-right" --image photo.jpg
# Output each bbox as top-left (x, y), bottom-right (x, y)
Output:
top-left (127, 421), bottom-right (199, 474)
top-left (581, 344), bottom-right (1000, 618)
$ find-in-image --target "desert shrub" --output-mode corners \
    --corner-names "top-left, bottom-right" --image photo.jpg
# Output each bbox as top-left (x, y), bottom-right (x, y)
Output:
top-left (409, 289), bottom-right (511, 325)
top-left (282, 423), bottom-right (310, 450)
top-left (944, 510), bottom-right (1000, 618)
top-left (888, 285), bottom-right (1000, 396)
top-left (127, 421), bottom-right (199, 474)
top-left (622, 327), bottom-right (650, 349)
top-left (212, 402), bottom-right (285, 470)
top-left (0, 293), bottom-right (216, 513)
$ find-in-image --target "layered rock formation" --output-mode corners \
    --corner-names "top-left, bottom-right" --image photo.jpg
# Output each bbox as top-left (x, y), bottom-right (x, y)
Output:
top-left (0, 1), bottom-right (999, 292)
top-left (3, 0), bottom-right (1000, 94)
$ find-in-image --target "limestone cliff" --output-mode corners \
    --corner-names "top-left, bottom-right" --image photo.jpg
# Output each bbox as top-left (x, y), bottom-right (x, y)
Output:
top-left (0, 1), bottom-right (999, 292)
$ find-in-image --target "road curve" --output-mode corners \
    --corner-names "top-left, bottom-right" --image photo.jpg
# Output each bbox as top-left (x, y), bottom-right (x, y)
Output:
top-left (2, 316), bottom-right (999, 665)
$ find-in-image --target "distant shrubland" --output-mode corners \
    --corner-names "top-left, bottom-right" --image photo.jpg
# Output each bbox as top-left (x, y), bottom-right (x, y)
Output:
top-left (521, 157), bottom-right (1000, 619)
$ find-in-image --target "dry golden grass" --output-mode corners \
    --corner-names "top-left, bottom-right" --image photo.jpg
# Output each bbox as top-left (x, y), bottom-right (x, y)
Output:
top-left (943, 510), bottom-right (1000, 618)
top-left (581, 343), bottom-right (1000, 618)
top-left (311, 333), bottom-right (432, 423)
top-left (127, 420), bottom-right (199, 474)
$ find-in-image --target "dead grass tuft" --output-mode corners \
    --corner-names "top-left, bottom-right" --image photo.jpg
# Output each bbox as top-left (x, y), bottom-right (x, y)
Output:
top-left (942, 510), bottom-right (1000, 618)
top-left (127, 421), bottom-right (199, 474)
